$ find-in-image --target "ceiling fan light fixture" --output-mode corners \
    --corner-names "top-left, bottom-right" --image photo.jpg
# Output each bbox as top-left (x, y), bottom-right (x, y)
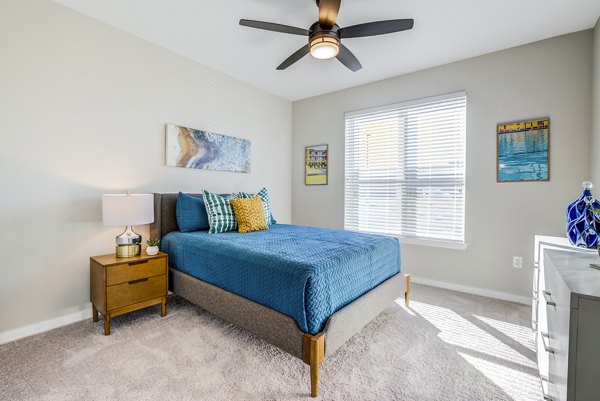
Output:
top-left (240, 2), bottom-right (414, 72)
top-left (309, 35), bottom-right (339, 59)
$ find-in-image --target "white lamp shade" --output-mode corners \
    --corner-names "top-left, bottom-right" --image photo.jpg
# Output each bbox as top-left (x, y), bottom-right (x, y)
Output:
top-left (102, 194), bottom-right (154, 226)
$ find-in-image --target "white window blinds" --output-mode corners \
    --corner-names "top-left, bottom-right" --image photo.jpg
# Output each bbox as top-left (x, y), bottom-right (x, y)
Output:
top-left (344, 92), bottom-right (466, 244)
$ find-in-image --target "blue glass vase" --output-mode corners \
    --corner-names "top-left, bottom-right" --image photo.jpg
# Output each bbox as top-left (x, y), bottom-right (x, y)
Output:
top-left (566, 182), bottom-right (600, 248)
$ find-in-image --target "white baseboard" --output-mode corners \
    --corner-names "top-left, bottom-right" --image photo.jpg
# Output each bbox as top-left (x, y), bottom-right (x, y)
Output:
top-left (411, 276), bottom-right (530, 305)
top-left (0, 277), bottom-right (529, 345)
top-left (0, 303), bottom-right (92, 346)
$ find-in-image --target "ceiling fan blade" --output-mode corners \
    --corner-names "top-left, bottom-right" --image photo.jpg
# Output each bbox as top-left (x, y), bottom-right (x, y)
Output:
top-left (339, 19), bottom-right (414, 38)
top-left (277, 45), bottom-right (310, 70)
top-left (239, 19), bottom-right (309, 36)
top-left (336, 43), bottom-right (362, 72)
top-left (318, 0), bottom-right (341, 27)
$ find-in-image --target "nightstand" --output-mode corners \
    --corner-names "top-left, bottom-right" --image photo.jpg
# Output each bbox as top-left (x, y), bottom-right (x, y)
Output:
top-left (90, 252), bottom-right (168, 335)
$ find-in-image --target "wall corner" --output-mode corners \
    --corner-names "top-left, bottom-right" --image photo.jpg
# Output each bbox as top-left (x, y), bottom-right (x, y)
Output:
top-left (591, 17), bottom-right (600, 185)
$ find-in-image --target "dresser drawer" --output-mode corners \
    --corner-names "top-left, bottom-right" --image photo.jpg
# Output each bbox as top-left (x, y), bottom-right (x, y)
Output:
top-left (544, 257), bottom-right (572, 401)
top-left (107, 274), bottom-right (167, 310)
top-left (536, 273), bottom-right (550, 379)
top-left (106, 257), bottom-right (166, 286)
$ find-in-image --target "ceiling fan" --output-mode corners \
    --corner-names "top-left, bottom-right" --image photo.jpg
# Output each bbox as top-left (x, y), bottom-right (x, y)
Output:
top-left (239, 0), bottom-right (414, 72)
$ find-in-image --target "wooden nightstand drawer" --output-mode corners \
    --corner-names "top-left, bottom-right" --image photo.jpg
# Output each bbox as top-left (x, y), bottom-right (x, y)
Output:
top-left (106, 257), bottom-right (166, 286)
top-left (107, 274), bottom-right (167, 310)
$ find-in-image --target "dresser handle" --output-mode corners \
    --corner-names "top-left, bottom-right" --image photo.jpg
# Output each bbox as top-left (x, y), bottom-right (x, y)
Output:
top-left (541, 376), bottom-right (557, 401)
top-left (128, 278), bottom-right (148, 285)
top-left (541, 332), bottom-right (555, 354)
top-left (129, 260), bottom-right (149, 266)
top-left (542, 290), bottom-right (556, 306)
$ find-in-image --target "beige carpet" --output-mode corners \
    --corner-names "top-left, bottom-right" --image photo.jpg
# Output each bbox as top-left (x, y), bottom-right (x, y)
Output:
top-left (0, 284), bottom-right (542, 401)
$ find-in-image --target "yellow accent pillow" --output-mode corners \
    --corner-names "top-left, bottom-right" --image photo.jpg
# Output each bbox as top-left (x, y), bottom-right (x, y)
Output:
top-left (229, 197), bottom-right (269, 233)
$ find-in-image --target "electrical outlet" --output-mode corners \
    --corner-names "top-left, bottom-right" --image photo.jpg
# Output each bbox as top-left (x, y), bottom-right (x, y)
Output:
top-left (513, 256), bottom-right (523, 269)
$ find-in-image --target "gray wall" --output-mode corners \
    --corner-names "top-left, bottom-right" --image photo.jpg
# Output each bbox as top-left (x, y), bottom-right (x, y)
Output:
top-left (0, 0), bottom-right (292, 334)
top-left (293, 31), bottom-right (593, 300)
top-left (592, 18), bottom-right (600, 184)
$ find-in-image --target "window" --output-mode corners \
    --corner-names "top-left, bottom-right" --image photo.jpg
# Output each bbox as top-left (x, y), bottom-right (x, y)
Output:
top-left (344, 92), bottom-right (466, 247)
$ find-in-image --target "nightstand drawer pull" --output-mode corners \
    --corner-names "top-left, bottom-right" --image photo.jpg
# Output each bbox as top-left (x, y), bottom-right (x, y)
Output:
top-left (541, 332), bottom-right (555, 354)
top-left (542, 290), bottom-right (556, 307)
top-left (106, 257), bottom-right (166, 286)
top-left (129, 278), bottom-right (149, 285)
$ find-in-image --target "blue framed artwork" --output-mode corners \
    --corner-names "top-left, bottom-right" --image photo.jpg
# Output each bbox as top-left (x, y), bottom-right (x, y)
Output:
top-left (497, 118), bottom-right (549, 182)
top-left (165, 124), bottom-right (251, 173)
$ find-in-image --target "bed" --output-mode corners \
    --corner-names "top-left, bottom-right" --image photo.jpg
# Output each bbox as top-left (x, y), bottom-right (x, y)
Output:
top-left (151, 193), bottom-right (410, 397)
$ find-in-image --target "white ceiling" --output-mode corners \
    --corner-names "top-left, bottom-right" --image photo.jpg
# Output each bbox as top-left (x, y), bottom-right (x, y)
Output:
top-left (54, 0), bottom-right (600, 101)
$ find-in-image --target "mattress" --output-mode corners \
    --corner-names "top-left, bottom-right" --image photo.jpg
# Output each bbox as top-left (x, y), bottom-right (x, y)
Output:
top-left (161, 224), bottom-right (400, 334)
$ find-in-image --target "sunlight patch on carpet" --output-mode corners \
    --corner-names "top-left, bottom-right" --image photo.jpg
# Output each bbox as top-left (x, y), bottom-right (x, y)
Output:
top-left (459, 352), bottom-right (542, 401)
top-left (473, 315), bottom-right (536, 352)
top-left (410, 301), bottom-right (536, 369)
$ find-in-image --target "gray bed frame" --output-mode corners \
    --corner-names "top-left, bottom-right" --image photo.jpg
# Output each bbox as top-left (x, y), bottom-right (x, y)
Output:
top-left (150, 193), bottom-right (410, 397)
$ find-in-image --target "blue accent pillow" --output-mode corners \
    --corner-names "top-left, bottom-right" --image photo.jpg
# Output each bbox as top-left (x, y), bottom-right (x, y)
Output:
top-left (176, 192), bottom-right (210, 232)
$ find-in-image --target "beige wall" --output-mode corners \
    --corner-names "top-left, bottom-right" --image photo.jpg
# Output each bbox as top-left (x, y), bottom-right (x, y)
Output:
top-left (592, 18), bottom-right (600, 184)
top-left (0, 0), bottom-right (292, 335)
top-left (293, 31), bottom-right (593, 300)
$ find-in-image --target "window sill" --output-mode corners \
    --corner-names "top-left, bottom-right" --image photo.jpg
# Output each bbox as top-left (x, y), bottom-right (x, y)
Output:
top-left (397, 236), bottom-right (468, 250)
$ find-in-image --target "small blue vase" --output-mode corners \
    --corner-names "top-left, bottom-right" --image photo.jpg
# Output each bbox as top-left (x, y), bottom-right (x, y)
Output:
top-left (566, 182), bottom-right (600, 248)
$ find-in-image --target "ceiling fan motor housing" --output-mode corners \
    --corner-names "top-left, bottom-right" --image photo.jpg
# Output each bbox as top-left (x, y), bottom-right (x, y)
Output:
top-left (309, 22), bottom-right (340, 38)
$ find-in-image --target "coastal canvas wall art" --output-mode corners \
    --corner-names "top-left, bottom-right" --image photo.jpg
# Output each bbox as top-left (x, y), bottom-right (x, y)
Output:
top-left (305, 144), bottom-right (328, 185)
top-left (497, 118), bottom-right (549, 182)
top-left (165, 124), bottom-right (251, 173)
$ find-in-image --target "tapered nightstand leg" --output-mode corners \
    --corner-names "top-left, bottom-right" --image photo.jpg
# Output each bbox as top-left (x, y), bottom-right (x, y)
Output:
top-left (161, 297), bottom-right (167, 317)
top-left (92, 305), bottom-right (99, 322)
top-left (103, 314), bottom-right (111, 335)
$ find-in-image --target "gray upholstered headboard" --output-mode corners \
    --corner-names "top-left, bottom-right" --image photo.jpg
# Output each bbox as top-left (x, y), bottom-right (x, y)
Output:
top-left (150, 193), bottom-right (202, 239)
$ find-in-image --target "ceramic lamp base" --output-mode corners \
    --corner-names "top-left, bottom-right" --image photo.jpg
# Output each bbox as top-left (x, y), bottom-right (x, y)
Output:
top-left (116, 244), bottom-right (141, 258)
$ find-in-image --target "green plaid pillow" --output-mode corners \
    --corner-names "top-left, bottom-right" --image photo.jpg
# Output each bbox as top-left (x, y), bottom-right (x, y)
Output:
top-left (203, 190), bottom-right (238, 234)
top-left (238, 187), bottom-right (275, 225)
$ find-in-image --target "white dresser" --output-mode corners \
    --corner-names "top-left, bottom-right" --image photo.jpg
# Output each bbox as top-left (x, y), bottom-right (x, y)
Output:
top-left (533, 236), bottom-right (600, 401)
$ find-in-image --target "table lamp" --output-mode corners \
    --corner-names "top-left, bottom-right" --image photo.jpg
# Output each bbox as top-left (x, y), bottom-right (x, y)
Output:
top-left (102, 193), bottom-right (154, 258)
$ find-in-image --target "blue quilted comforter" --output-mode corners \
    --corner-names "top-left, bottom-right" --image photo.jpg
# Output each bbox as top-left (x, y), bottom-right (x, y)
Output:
top-left (161, 224), bottom-right (400, 334)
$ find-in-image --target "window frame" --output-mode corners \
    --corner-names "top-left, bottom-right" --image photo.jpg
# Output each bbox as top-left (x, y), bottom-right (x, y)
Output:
top-left (344, 91), bottom-right (468, 249)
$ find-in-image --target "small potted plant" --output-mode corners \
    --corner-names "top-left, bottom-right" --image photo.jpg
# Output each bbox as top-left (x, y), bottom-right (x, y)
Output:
top-left (146, 238), bottom-right (160, 256)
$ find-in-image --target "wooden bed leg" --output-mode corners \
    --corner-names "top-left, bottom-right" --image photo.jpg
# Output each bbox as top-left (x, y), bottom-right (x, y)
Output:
top-left (302, 333), bottom-right (325, 397)
top-left (405, 274), bottom-right (411, 308)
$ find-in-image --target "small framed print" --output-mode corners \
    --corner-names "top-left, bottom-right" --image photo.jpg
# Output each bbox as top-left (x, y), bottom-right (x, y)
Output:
top-left (305, 144), bottom-right (328, 185)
